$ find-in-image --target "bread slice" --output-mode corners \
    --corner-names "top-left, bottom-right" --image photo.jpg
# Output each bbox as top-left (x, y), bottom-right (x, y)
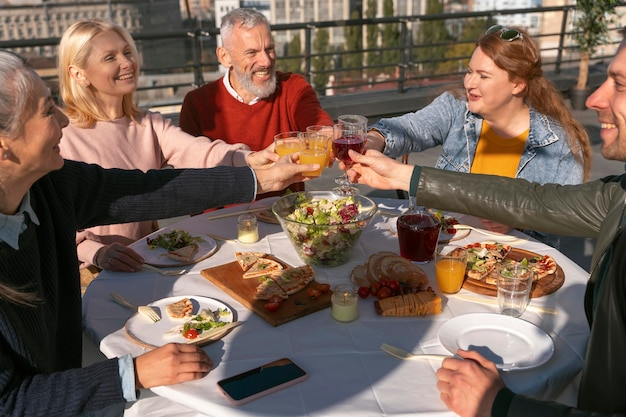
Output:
top-left (374, 290), bottom-right (442, 317)
top-left (166, 243), bottom-right (199, 263)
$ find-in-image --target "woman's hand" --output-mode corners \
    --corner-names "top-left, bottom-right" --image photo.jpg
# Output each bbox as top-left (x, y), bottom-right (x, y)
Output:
top-left (247, 144), bottom-right (280, 169)
top-left (134, 343), bottom-right (214, 389)
top-left (436, 349), bottom-right (505, 417)
top-left (479, 219), bottom-right (513, 234)
top-left (346, 149), bottom-right (414, 191)
top-left (94, 242), bottom-right (144, 272)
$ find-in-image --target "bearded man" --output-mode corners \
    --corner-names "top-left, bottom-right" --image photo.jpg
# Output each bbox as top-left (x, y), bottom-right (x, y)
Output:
top-left (179, 7), bottom-right (333, 198)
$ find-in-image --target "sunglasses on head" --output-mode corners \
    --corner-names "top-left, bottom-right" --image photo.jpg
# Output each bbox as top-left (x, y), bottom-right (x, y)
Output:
top-left (486, 25), bottom-right (523, 42)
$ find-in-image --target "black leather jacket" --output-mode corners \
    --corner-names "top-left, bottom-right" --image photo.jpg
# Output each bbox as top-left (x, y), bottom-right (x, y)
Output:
top-left (411, 166), bottom-right (626, 416)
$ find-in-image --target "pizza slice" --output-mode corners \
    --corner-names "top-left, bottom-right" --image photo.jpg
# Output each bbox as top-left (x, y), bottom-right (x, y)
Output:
top-left (254, 276), bottom-right (288, 300)
top-left (235, 251), bottom-right (267, 272)
top-left (165, 297), bottom-right (194, 319)
top-left (242, 258), bottom-right (284, 279)
top-left (166, 243), bottom-right (199, 263)
top-left (463, 242), bottom-right (512, 281)
top-left (273, 265), bottom-right (315, 295)
top-left (528, 254), bottom-right (557, 280)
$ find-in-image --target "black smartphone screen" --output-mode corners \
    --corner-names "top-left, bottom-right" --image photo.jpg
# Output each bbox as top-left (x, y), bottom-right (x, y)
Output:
top-left (217, 358), bottom-right (307, 402)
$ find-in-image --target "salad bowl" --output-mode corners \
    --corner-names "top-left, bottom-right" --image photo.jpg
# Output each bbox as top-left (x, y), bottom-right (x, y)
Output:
top-left (272, 191), bottom-right (378, 267)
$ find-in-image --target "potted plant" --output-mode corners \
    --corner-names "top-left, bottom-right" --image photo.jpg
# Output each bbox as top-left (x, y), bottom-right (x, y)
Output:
top-left (570, 0), bottom-right (619, 110)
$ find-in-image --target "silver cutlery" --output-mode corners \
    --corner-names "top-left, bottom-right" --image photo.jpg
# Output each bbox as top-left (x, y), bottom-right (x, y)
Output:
top-left (141, 264), bottom-right (187, 276)
top-left (381, 343), bottom-right (452, 361)
top-left (186, 321), bottom-right (244, 344)
top-left (453, 293), bottom-right (558, 315)
top-left (110, 292), bottom-right (161, 322)
top-left (452, 224), bottom-right (522, 241)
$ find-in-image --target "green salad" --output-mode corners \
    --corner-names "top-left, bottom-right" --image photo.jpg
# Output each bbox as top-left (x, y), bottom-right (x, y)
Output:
top-left (146, 230), bottom-right (204, 250)
top-left (283, 196), bottom-right (366, 266)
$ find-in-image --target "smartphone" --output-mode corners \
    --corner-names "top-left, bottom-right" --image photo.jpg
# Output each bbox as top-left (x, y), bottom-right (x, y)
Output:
top-left (217, 358), bottom-right (308, 405)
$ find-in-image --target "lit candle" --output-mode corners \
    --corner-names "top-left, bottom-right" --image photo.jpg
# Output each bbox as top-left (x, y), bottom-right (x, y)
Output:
top-left (237, 214), bottom-right (259, 244)
top-left (331, 285), bottom-right (358, 322)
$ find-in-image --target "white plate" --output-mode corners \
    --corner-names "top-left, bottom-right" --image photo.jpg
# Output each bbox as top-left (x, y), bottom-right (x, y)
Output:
top-left (387, 217), bottom-right (470, 243)
top-left (249, 197), bottom-right (280, 224)
top-left (130, 229), bottom-right (217, 267)
top-left (438, 313), bottom-right (554, 371)
top-left (125, 296), bottom-right (235, 348)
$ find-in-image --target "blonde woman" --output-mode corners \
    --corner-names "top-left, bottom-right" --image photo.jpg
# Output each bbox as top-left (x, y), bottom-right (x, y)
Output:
top-left (57, 19), bottom-right (277, 274)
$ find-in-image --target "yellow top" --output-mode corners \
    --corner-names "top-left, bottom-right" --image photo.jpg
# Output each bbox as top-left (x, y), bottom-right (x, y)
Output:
top-left (470, 122), bottom-right (529, 177)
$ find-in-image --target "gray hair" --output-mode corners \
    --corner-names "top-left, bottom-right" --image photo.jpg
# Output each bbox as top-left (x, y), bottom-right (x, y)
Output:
top-left (220, 8), bottom-right (270, 47)
top-left (0, 50), bottom-right (39, 139)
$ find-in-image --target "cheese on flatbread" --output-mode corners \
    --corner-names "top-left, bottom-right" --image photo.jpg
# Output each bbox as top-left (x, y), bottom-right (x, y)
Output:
top-left (242, 258), bottom-right (283, 279)
top-left (165, 298), bottom-right (193, 319)
top-left (166, 243), bottom-right (199, 262)
top-left (273, 265), bottom-right (315, 295)
top-left (235, 251), bottom-right (267, 272)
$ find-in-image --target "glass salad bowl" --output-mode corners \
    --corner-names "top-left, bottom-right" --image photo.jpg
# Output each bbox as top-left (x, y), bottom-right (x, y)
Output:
top-left (272, 191), bottom-right (378, 267)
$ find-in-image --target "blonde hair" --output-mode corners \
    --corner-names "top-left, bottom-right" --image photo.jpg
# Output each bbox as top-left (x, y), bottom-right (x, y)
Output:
top-left (478, 26), bottom-right (592, 181)
top-left (57, 19), bottom-right (141, 127)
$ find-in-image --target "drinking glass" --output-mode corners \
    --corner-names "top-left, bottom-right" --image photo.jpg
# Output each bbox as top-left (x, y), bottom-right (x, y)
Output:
top-left (299, 132), bottom-right (328, 177)
top-left (435, 244), bottom-right (467, 294)
top-left (332, 115), bottom-right (367, 196)
top-left (274, 131), bottom-right (300, 158)
top-left (497, 265), bottom-right (533, 317)
top-left (306, 125), bottom-right (334, 167)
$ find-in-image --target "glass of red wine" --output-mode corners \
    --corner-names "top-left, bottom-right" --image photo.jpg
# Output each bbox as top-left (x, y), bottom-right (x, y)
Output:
top-left (332, 115), bottom-right (367, 195)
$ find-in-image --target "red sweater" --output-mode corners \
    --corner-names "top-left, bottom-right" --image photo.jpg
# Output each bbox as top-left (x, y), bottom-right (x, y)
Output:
top-left (179, 72), bottom-right (333, 197)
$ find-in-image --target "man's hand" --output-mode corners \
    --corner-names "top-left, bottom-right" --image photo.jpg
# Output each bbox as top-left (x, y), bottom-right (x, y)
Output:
top-left (253, 158), bottom-right (318, 193)
top-left (436, 349), bottom-right (505, 417)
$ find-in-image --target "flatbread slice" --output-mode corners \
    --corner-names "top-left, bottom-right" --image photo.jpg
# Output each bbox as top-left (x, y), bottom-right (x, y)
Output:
top-left (166, 243), bottom-right (199, 263)
top-left (528, 255), bottom-right (557, 280)
top-left (235, 251), bottom-right (267, 272)
top-left (273, 265), bottom-right (315, 295)
top-left (242, 258), bottom-right (284, 279)
top-left (165, 298), bottom-right (193, 319)
top-left (254, 277), bottom-right (288, 300)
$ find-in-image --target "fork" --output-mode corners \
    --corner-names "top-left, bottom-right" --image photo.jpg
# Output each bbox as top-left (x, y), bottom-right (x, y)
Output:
top-left (381, 343), bottom-right (453, 361)
top-left (141, 264), bottom-right (187, 276)
top-left (110, 292), bottom-right (161, 322)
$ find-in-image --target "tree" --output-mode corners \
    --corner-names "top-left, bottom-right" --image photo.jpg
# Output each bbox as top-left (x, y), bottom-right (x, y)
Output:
top-left (365, 0), bottom-right (380, 76)
top-left (381, 0), bottom-right (400, 74)
top-left (438, 18), bottom-right (488, 74)
top-left (414, 0), bottom-right (451, 75)
top-left (282, 33), bottom-right (303, 74)
top-left (312, 28), bottom-right (332, 90)
top-left (573, 0), bottom-right (619, 90)
top-left (344, 8), bottom-right (364, 80)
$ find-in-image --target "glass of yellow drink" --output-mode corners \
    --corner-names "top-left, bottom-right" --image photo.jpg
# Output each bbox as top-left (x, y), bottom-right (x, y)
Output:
top-left (299, 132), bottom-right (328, 177)
top-left (435, 244), bottom-right (467, 294)
top-left (274, 131), bottom-right (301, 158)
top-left (306, 125), bottom-right (334, 166)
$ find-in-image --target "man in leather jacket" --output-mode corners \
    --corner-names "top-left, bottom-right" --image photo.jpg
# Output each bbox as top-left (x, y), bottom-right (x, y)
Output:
top-left (345, 39), bottom-right (626, 417)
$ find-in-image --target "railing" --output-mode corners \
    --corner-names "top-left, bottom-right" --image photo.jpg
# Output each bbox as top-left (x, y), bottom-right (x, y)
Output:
top-left (1, 4), bottom-right (624, 110)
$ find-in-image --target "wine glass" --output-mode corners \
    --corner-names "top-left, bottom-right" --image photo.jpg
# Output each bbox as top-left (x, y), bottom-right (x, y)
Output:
top-left (332, 122), bottom-right (366, 196)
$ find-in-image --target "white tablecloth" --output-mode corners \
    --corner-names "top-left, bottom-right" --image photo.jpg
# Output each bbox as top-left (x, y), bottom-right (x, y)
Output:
top-left (82, 198), bottom-right (590, 417)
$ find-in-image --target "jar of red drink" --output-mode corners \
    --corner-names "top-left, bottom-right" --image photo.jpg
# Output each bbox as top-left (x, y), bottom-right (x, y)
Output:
top-left (396, 206), bottom-right (441, 263)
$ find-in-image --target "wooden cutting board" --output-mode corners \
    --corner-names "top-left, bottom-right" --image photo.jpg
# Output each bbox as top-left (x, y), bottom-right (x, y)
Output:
top-left (201, 256), bottom-right (332, 327)
top-left (462, 247), bottom-right (565, 298)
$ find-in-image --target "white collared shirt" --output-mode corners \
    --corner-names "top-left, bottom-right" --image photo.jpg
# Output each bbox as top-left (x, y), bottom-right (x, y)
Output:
top-left (222, 68), bottom-right (261, 105)
top-left (0, 191), bottom-right (41, 250)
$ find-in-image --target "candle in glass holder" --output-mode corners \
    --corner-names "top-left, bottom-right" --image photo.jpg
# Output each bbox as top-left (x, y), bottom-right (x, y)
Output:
top-left (237, 214), bottom-right (259, 244)
top-left (331, 285), bottom-right (358, 322)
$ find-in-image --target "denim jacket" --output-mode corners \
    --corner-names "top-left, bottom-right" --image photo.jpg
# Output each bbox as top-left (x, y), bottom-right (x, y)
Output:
top-left (371, 91), bottom-right (584, 185)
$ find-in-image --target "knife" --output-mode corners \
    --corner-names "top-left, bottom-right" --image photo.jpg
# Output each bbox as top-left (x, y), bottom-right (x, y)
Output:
top-left (453, 293), bottom-right (558, 315)
top-left (187, 321), bottom-right (244, 344)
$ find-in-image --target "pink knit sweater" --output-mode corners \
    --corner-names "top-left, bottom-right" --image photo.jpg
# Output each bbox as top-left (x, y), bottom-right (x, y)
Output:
top-left (60, 111), bottom-right (251, 267)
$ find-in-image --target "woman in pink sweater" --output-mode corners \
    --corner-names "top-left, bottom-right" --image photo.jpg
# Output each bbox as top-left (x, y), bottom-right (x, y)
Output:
top-left (58, 19), bottom-right (277, 276)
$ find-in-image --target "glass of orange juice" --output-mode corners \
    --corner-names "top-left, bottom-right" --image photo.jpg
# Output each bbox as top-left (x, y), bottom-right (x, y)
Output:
top-left (299, 132), bottom-right (328, 177)
top-left (274, 131), bottom-right (300, 158)
top-left (435, 244), bottom-right (467, 294)
top-left (306, 125), bottom-right (334, 166)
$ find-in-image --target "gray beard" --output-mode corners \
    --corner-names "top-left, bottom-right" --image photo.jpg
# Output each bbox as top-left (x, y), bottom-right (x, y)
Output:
top-left (234, 67), bottom-right (277, 99)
